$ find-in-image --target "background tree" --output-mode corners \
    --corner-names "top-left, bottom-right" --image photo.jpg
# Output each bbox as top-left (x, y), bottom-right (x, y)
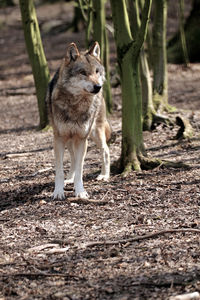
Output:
top-left (19, 0), bottom-right (50, 129)
top-left (127, 0), bottom-right (171, 131)
top-left (152, 0), bottom-right (169, 112)
top-left (77, 0), bottom-right (93, 47)
top-left (168, 0), bottom-right (200, 63)
top-left (110, 0), bottom-right (152, 173)
top-left (178, 0), bottom-right (189, 66)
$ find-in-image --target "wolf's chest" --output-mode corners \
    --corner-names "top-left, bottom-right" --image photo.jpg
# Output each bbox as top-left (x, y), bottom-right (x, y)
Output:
top-left (54, 114), bottom-right (95, 139)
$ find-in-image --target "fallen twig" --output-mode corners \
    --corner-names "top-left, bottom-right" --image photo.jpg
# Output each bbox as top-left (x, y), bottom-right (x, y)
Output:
top-left (67, 197), bottom-right (108, 205)
top-left (27, 243), bottom-right (60, 253)
top-left (31, 167), bottom-right (52, 177)
top-left (44, 247), bottom-right (70, 254)
top-left (84, 228), bottom-right (200, 248)
top-left (5, 152), bottom-right (33, 159)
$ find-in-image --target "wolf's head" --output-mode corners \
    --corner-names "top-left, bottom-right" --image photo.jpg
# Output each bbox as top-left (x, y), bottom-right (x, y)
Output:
top-left (59, 42), bottom-right (105, 96)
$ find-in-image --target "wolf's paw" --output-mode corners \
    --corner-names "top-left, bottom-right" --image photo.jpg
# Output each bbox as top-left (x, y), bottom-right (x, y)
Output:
top-left (97, 174), bottom-right (110, 181)
top-left (53, 189), bottom-right (65, 200)
top-left (75, 191), bottom-right (89, 199)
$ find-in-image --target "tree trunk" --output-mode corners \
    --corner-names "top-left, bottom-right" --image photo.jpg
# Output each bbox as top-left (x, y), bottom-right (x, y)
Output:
top-left (168, 0), bottom-right (200, 63)
top-left (110, 0), bottom-right (152, 173)
top-left (19, 0), bottom-right (50, 129)
top-left (93, 0), bottom-right (112, 113)
top-left (152, 0), bottom-right (168, 111)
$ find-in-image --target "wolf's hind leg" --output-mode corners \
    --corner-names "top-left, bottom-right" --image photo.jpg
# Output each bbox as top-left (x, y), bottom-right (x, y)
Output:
top-left (65, 142), bottom-right (75, 184)
top-left (91, 127), bottom-right (110, 181)
top-left (53, 136), bottom-right (65, 200)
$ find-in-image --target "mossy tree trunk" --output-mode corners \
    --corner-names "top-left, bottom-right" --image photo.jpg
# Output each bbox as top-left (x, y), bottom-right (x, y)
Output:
top-left (93, 0), bottom-right (112, 113)
top-left (110, 0), bottom-right (152, 173)
top-left (168, 0), bottom-right (200, 63)
top-left (19, 0), bottom-right (50, 129)
top-left (152, 0), bottom-right (168, 111)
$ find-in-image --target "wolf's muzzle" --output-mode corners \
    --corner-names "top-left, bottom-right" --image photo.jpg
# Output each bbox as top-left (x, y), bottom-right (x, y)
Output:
top-left (92, 84), bottom-right (102, 94)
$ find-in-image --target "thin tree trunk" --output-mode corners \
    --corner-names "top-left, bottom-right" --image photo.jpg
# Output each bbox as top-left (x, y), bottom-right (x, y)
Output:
top-left (78, 0), bottom-right (93, 46)
top-left (93, 0), bottom-right (112, 113)
top-left (152, 0), bottom-right (168, 111)
top-left (110, 0), bottom-right (152, 173)
top-left (19, 0), bottom-right (50, 129)
top-left (129, 0), bottom-right (155, 130)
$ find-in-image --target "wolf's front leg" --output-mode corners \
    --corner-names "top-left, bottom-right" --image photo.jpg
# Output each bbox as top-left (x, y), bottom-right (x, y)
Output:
top-left (53, 136), bottom-right (65, 200)
top-left (73, 138), bottom-right (88, 199)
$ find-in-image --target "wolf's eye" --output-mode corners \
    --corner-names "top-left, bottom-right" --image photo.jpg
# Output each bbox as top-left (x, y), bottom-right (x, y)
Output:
top-left (80, 70), bottom-right (87, 76)
top-left (96, 68), bottom-right (99, 74)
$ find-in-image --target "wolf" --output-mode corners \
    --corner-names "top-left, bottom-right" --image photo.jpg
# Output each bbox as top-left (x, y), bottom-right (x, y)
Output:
top-left (46, 42), bottom-right (111, 200)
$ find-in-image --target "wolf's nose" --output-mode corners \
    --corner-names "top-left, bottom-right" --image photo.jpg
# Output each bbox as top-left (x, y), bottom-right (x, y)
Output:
top-left (93, 84), bottom-right (102, 94)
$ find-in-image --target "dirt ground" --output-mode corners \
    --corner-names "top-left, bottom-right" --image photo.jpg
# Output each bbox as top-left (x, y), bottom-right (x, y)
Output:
top-left (0, 2), bottom-right (200, 300)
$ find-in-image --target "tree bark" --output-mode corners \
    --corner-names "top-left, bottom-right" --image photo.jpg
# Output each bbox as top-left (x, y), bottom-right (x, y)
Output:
top-left (19, 0), bottom-right (50, 129)
top-left (110, 0), bottom-right (152, 173)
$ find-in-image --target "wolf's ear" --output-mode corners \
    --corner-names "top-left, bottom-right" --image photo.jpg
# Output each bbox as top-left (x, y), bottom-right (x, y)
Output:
top-left (88, 42), bottom-right (100, 59)
top-left (65, 43), bottom-right (80, 64)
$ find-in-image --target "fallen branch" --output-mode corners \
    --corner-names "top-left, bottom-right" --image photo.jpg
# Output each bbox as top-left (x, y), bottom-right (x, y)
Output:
top-left (139, 155), bottom-right (189, 170)
top-left (0, 272), bottom-right (83, 280)
top-left (170, 292), bottom-right (200, 300)
top-left (84, 228), bottom-right (200, 248)
top-left (176, 115), bottom-right (193, 139)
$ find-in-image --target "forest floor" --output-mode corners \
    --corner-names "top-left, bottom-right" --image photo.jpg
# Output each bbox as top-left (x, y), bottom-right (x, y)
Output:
top-left (0, 2), bottom-right (200, 300)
